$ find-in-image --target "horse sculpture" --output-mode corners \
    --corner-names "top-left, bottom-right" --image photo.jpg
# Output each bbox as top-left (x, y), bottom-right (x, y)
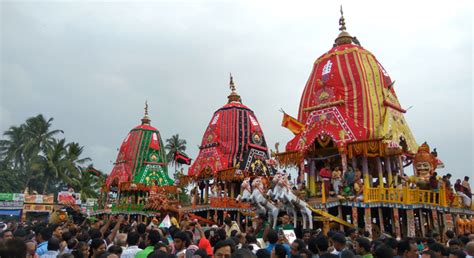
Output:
top-left (270, 171), bottom-right (313, 229)
top-left (236, 177), bottom-right (252, 202)
top-left (249, 177), bottom-right (279, 229)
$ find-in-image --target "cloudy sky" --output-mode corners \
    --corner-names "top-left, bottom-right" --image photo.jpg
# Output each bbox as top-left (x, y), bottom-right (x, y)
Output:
top-left (1, 0), bottom-right (472, 181)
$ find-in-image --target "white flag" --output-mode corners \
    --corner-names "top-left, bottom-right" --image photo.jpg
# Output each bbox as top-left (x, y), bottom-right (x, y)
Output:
top-left (159, 215), bottom-right (172, 228)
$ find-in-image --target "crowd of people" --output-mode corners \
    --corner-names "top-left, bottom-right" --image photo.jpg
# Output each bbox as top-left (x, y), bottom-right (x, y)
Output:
top-left (1, 212), bottom-right (474, 258)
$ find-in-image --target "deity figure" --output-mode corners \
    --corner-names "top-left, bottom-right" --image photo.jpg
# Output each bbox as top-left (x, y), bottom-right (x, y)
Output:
top-left (408, 142), bottom-right (438, 189)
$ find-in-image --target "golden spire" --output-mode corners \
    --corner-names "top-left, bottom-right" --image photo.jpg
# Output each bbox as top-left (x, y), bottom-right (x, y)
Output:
top-left (335, 5), bottom-right (353, 46)
top-left (141, 100), bottom-right (151, 125)
top-left (227, 73), bottom-right (242, 103)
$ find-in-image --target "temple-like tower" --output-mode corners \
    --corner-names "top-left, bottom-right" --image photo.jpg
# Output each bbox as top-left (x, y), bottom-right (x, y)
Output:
top-left (106, 103), bottom-right (173, 189)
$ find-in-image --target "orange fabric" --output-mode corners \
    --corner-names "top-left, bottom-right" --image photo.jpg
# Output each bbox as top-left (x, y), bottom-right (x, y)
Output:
top-left (281, 113), bottom-right (305, 135)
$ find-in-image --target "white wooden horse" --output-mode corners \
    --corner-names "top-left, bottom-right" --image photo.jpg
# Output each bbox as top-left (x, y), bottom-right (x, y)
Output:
top-left (272, 172), bottom-right (313, 229)
top-left (236, 177), bottom-right (252, 202)
top-left (250, 177), bottom-right (279, 228)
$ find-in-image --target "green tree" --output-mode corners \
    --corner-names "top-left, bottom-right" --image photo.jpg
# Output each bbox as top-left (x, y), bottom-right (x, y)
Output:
top-left (42, 138), bottom-right (71, 193)
top-left (23, 114), bottom-right (63, 155)
top-left (0, 125), bottom-right (26, 170)
top-left (0, 114), bottom-right (97, 196)
top-left (73, 166), bottom-right (104, 201)
top-left (165, 134), bottom-right (187, 168)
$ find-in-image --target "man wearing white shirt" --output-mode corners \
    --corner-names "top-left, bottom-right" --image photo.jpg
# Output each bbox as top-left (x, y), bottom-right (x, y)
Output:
top-left (121, 231), bottom-right (142, 258)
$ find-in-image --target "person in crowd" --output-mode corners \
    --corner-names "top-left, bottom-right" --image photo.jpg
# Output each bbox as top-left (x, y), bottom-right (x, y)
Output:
top-left (255, 213), bottom-right (270, 241)
top-left (320, 164), bottom-right (332, 198)
top-left (214, 239), bottom-right (234, 258)
top-left (355, 237), bottom-right (373, 258)
top-left (421, 250), bottom-right (437, 258)
top-left (107, 245), bottom-right (123, 257)
top-left (90, 238), bottom-right (107, 258)
top-left (465, 241), bottom-right (474, 258)
top-left (462, 176), bottom-right (472, 198)
top-left (332, 166), bottom-right (343, 195)
top-left (113, 232), bottom-right (127, 250)
top-left (454, 179), bottom-right (472, 207)
top-left (276, 214), bottom-right (294, 231)
top-left (224, 217), bottom-right (241, 237)
top-left (449, 249), bottom-right (467, 258)
top-left (291, 239), bottom-right (306, 256)
top-left (272, 244), bottom-right (287, 258)
top-left (173, 230), bottom-right (191, 256)
top-left (374, 244), bottom-right (393, 258)
top-left (429, 172), bottom-right (439, 192)
top-left (136, 229), bottom-right (161, 258)
top-left (50, 224), bottom-right (63, 240)
top-left (313, 235), bottom-right (337, 258)
top-left (330, 233), bottom-right (347, 255)
top-left (36, 226), bottom-right (53, 256)
top-left (25, 240), bottom-right (39, 258)
top-left (397, 239), bottom-right (418, 258)
top-left (72, 241), bottom-right (89, 258)
top-left (39, 237), bottom-right (60, 258)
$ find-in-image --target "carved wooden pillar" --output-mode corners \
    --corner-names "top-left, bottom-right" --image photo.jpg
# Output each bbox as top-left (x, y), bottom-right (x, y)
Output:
top-left (362, 156), bottom-right (370, 195)
top-left (378, 208), bottom-right (385, 233)
top-left (338, 206), bottom-right (344, 231)
top-left (393, 208), bottom-right (401, 239)
top-left (419, 209), bottom-right (426, 237)
top-left (432, 210), bottom-right (439, 234)
top-left (352, 207), bottom-right (358, 228)
top-left (407, 209), bottom-right (416, 237)
top-left (385, 157), bottom-right (393, 187)
top-left (204, 181), bottom-right (209, 203)
top-left (364, 208), bottom-right (372, 238)
top-left (310, 159), bottom-right (316, 196)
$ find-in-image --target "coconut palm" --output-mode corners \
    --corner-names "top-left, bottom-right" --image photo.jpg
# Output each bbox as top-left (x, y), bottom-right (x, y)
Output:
top-left (165, 134), bottom-right (187, 168)
top-left (42, 138), bottom-right (76, 193)
top-left (73, 166), bottom-right (104, 201)
top-left (0, 125), bottom-right (26, 170)
top-left (23, 114), bottom-right (63, 156)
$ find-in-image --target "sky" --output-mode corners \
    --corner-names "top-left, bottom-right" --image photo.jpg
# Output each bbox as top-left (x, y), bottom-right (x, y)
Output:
top-left (1, 0), bottom-right (472, 182)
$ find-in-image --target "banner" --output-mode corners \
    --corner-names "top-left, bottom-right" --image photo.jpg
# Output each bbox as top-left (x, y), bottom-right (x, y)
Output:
top-left (0, 201), bottom-right (23, 209)
top-left (24, 194), bottom-right (54, 204)
top-left (85, 198), bottom-right (98, 207)
top-left (23, 204), bottom-right (53, 212)
top-left (58, 192), bottom-right (81, 205)
top-left (0, 193), bottom-right (24, 201)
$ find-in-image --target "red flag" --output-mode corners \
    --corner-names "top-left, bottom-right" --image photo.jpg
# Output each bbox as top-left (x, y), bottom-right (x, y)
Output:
top-left (149, 132), bottom-right (161, 150)
top-left (281, 113), bottom-right (305, 135)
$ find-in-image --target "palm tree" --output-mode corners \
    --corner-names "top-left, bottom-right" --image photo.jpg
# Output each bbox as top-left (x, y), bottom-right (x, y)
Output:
top-left (65, 142), bottom-right (92, 179)
top-left (42, 138), bottom-right (74, 193)
top-left (73, 166), bottom-right (103, 201)
top-left (0, 125), bottom-right (26, 170)
top-left (22, 115), bottom-right (63, 191)
top-left (23, 114), bottom-right (63, 157)
top-left (165, 134), bottom-right (187, 168)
